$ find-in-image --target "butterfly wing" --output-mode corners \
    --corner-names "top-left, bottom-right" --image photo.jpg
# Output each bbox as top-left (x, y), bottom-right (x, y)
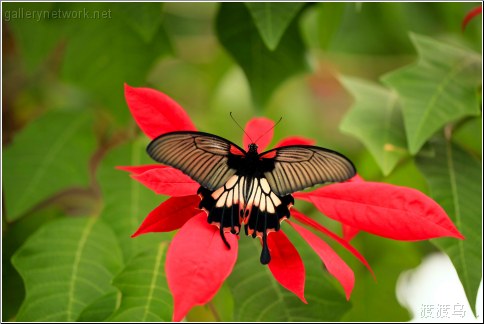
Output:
top-left (147, 131), bottom-right (246, 190)
top-left (260, 145), bottom-right (356, 196)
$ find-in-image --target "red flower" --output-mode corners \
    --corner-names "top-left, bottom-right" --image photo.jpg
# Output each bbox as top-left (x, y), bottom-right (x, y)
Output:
top-left (120, 84), bottom-right (464, 321)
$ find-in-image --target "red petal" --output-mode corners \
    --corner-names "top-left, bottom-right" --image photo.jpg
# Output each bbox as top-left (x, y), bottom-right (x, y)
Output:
top-left (131, 195), bottom-right (202, 237)
top-left (342, 174), bottom-right (366, 241)
top-left (341, 175), bottom-right (363, 241)
top-left (295, 182), bottom-right (464, 241)
top-left (166, 214), bottom-right (238, 321)
top-left (462, 5), bottom-right (482, 31)
top-left (290, 209), bottom-right (374, 276)
top-left (116, 164), bottom-right (165, 175)
top-left (274, 136), bottom-right (316, 147)
top-left (289, 221), bottom-right (354, 300)
top-left (131, 166), bottom-right (199, 196)
top-left (348, 174), bottom-right (365, 183)
top-left (124, 84), bottom-right (196, 139)
top-left (267, 231), bottom-right (307, 303)
top-left (243, 117), bottom-right (274, 151)
top-left (342, 224), bottom-right (360, 242)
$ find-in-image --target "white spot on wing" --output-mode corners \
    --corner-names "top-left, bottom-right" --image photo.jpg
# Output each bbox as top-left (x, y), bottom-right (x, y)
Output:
top-left (270, 192), bottom-right (281, 206)
top-left (216, 191), bottom-right (228, 207)
top-left (253, 186), bottom-right (262, 207)
top-left (227, 190), bottom-right (233, 207)
top-left (233, 184), bottom-right (239, 204)
top-left (260, 195), bottom-right (266, 212)
top-left (246, 178), bottom-right (258, 205)
top-left (266, 199), bottom-right (275, 213)
top-left (225, 175), bottom-right (239, 189)
top-left (260, 178), bottom-right (270, 194)
top-left (239, 176), bottom-right (245, 205)
top-left (212, 186), bottom-right (224, 200)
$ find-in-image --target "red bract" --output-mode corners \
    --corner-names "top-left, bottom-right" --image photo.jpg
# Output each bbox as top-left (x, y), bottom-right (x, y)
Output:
top-left (294, 182), bottom-right (464, 240)
top-left (462, 5), bottom-right (482, 31)
top-left (166, 214), bottom-right (238, 322)
top-left (121, 84), bottom-right (464, 321)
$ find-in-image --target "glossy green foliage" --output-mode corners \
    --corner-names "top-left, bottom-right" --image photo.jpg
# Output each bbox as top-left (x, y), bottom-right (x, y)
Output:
top-left (416, 138), bottom-right (482, 315)
top-left (3, 2), bottom-right (481, 322)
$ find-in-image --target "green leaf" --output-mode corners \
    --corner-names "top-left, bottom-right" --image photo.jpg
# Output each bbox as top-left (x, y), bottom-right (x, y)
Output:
top-left (416, 138), bottom-right (482, 315)
top-left (3, 3), bottom-right (65, 72)
top-left (118, 3), bottom-right (164, 43)
top-left (315, 3), bottom-right (347, 49)
top-left (382, 33), bottom-right (482, 154)
top-left (227, 225), bottom-right (351, 321)
top-left (98, 138), bottom-right (164, 262)
top-left (77, 290), bottom-right (120, 322)
top-left (245, 3), bottom-right (304, 50)
top-left (452, 117), bottom-right (482, 156)
top-left (328, 3), bottom-right (413, 54)
top-left (61, 3), bottom-right (172, 123)
top-left (2, 207), bottom-right (64, 321)
top-left (339, 76), bottom-right (408, 176)
top-left (3, 111), bottom-right (96, 221)
top-left (300, 3), bottom-right (347, 49)
top-left (2, 246), bottom-right (25, 321)
top-left (12, 217), bottom-right (123, 321)
top-left (108, 243), bottom-right (172, 322)
top-left (216, 3), bottom-right (309, 109)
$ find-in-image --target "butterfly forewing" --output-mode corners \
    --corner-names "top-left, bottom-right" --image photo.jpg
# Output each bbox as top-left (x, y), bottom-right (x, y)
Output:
top-left (260, 145), bottom-right (356, 196)
top-left (147, 131), bottom-right (245, 190)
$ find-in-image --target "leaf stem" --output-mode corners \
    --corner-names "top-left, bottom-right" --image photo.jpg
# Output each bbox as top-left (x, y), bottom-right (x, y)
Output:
top-left (207, 301), bottom-right (222, 321)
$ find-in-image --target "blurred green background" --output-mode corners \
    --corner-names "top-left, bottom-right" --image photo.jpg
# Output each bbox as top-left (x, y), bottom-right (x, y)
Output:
top-left (2, 2), bottom-right (482, 322)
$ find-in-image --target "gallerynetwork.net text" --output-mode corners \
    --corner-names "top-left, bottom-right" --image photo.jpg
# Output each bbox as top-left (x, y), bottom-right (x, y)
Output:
top-left (3, 8), bottom-right (112, 22)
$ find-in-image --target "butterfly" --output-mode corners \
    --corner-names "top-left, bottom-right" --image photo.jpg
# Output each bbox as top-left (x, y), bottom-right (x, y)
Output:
top-left (147, 131), bottom-right (356, 264)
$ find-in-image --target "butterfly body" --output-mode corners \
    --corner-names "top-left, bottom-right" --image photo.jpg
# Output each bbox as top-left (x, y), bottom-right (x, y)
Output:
top-left (147, 131), bottom-right (356, 264)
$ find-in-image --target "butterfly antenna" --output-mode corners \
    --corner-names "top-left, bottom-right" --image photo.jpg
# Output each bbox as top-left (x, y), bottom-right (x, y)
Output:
top-left (254, 117), bottom-right (282, 144)
top-left (230, 112), bottom-right (253, 143)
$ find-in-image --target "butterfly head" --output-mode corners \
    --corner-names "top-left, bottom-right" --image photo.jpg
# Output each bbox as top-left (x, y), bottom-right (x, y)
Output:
top-left (248, 143), bottom-right (258, 153)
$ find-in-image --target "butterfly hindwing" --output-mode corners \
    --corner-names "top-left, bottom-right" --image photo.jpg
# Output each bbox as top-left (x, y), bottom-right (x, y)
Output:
top-left (198, 175), bottom-right (293, 264)
top-left (260, 145), bottom-right (356, 196)
top-left (147, 131), bottom-right (246, 190)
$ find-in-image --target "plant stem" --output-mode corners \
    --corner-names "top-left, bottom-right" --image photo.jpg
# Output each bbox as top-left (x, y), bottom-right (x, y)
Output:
top-left (207, 301), bottom-right (221, 321)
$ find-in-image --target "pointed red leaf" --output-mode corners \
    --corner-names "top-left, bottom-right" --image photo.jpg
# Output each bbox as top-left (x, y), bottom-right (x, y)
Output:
top-left (462, 5), bottom-right (482, 31)
top-left (342, 224), bottom-right (360, 242)
top-left (166, 214), bottom-right (238, 321)
top-left (131, 166), bottom-right (199, 196)
top-left (295, 182), bottom-right (464, 241)
top-left (116, 164), bottom-right (165, 175)
top-left (124, 84), bottom-right (196, 139)
top-left (132, 195), bottom-right (201, 237)
top-left (342, 174), bottom-right (365, 241)
top-left (267, 230), bottom-right (307, 303)
top-left (289, 221), bottom-right (354, 300)
top-left (290, 209), bottom-right (374, 276)
top-left (243, 117), bottom-right (274, 151)
top-left (348, 174), bottom-right (365, 183)
top-left (274, 136), bottom-right (316, 147)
